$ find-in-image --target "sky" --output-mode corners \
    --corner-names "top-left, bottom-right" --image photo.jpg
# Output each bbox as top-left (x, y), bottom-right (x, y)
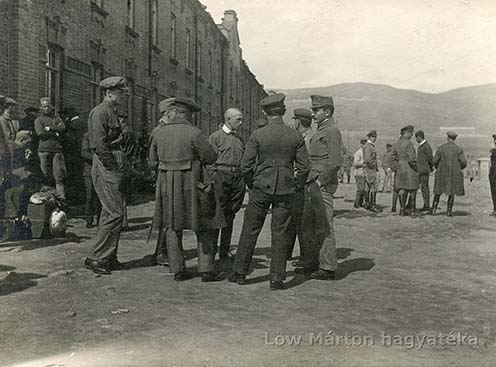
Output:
top-left (201, 0), bottom-right (496, 93)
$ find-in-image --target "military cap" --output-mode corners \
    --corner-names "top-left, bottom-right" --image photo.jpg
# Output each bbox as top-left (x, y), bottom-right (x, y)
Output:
top-left (367, 130), bottom-right (377, 137)
top-left (260, 93), bottom-right (286, 108)
top-left (24, 106), bottom-right (39, 114)
top-left (159, 97), bottom-right (200, 113)
top-left (400, 125), bottom-right (415, 134)
top-left (99, 76), bottom-right (128, 91)
top-left (310, 95), bottom-right (334, 109)
top-left (292, 108), bottom-right (312, 121)
top-left (4, 97), bottom-right (16, 106)
top-left (446, 131), bottom-right (458, 139)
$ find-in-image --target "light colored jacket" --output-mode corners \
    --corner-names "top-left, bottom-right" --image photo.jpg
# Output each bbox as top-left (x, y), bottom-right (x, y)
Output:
top-left (354, 147), bottom-right (364, 177)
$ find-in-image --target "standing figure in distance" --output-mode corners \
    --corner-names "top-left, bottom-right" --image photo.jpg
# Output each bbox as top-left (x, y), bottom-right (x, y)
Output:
top-left (209, 108), bottom-right (245, 262)
top-left (415, 130), bottom-right (434, 212)
top-left (391, 125), bottom-right (419, 216)
top-left (149, 97), bottom-right (225, 282)
top-left (381, 143), bottom-right (394, 193)
top-left (363, 130), bottom-right (379, 212)
top-left (353, 137), bottom-right (368, 208)
top-left (84, 77), bottom-right (128, 275)
top-left (430, 131), bottom-right (467, 217)
top-left (229, 93), bottom-right (309, 290)
top-left (489, 134), bottom-right (496, 216)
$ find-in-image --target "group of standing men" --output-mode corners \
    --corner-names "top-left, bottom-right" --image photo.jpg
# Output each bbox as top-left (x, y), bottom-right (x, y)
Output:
top-left (84, 75), bottom-right (343, 290)
top-left (353, 126), bottom-right (468, 217)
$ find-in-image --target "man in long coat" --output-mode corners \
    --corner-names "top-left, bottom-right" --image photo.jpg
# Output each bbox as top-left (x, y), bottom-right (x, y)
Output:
top-left (431, 131), bottom-right (467, 216)
top-left (149, 97), bottom-right (225, 282)
top-left (363, 130), bottom-right (379, 212)
top-left (391, 125), bottom-right (419, 216)
top-left (415, 130), bottom-right (434, 211)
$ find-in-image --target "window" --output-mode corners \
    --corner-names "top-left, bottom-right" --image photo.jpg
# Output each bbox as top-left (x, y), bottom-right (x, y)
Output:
top-left (197, 41), bottom-right (203, 76)
top-left (151, 0), bottom-right (158, 45)
top-left (127, 0), bottom-right (135, 30)
top-left (185, 28), bottom-right (191, 68)
top-left (46, 47), bottom-right (61, 112)
top-left (170, 13), bottom-right (176, 59)
top-left (90, 63), bottom-right (103, 107)
top-left (208, 51), bottom-right (212, 83)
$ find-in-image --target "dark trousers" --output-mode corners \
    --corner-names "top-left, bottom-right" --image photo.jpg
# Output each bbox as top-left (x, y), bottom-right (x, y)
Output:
top-left (212, 169), bottom-right (245, 257)
top-left (165, 229), bottom-right (215, 273)
top-left (286, 189), bottom-right (305, 259)
top-left (88, 155), bottom-right (124, 263)
top-left (233, 189), bottom-right (293, 281)
top-left (84, 175), bottom-right (101, 225)
top-left (490, 171), bottom-right (496, 211)
top-left (419, 174), bottom-right (430, 208)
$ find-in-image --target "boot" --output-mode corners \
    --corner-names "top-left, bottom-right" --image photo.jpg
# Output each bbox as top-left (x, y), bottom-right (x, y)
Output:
top-left (429, 194), bottom-right (440, 215)
top-left (358, 192), bottom-right (365, 207)
top-left (409, 193), bottom-right (417, 217)
top-left (391, 191), bottom-right (398, 212)
top-left (447, 195), bottom-right (455, 217)
top-left (399, 191), bottom-right (407, 216)
top-left (364, 191), bottom-right (370, 210)
top-left (368, 192), bottom-right (378, 212)
top-left (353, 191), bottom-right (361, 208)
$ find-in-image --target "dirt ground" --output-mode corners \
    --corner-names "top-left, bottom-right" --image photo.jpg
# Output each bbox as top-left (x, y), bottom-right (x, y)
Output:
top-left (1, 178), bottom-right (495, 367)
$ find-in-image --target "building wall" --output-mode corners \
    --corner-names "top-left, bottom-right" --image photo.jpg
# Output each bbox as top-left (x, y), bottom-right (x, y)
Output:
top-left (4, 0), bottom-right (266, 141)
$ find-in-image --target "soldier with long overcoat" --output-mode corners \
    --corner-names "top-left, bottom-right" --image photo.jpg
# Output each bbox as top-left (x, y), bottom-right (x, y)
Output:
top-left (228, 93), bottom-right (309, 290)
top-left (431, 131), bottom-right (467, 216)
top-left (391, 125), bottom-right (419, 216)
top-left (150, 97), bottom-right (226, 282)
top-left (363, 130), bottom-right (379, 212)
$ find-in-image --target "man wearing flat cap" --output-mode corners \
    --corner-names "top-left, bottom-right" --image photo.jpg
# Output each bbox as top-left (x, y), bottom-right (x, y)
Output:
top-left (229, 93), bottom-right (309, 290)
top-left (34, 97), bottom-right (67, 199)
top-left (208, 108), bottom-right (245, 263)
top-left (390, 125), bottom-right (419, 216)
top-left (363, 130), bottom-right (379, 212)
top-left (85, 76), bottom-right (129, 275)
top-left (296, 95), bottom-right (342, 280)
top-left (149, 96), bottom-right (225, 282)
top-left (286, 108), bottom-right (314, 263)
top-left (431, 131), bottom-right (467, 216)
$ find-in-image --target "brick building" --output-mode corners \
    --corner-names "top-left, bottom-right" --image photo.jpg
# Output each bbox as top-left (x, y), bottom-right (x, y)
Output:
top-left (0, 0), bottom-right (267, 142)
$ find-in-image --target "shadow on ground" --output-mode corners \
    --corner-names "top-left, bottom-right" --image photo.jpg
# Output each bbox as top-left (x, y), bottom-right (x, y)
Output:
top-left (0, 232), bottom-right (90, 252)
top-left (0, 271), bottom-right (47, 296)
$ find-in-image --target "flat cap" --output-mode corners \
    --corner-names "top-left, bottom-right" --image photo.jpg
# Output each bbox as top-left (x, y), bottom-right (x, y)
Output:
top-left (4, 97), bottom-right (16, 106)
top-left (99, 76), bottom-right (128, 90)
top-left (159, 97), bottom-right (200, 113)
top-left (446, 131), bottom-right (458, 139)
top-left (293, 108), bottom-right (312, 121)
top-left (400, 125), bottom-right (415, 134)
top-left (260, 93), bottom-right (285, 108)
top-left (310, 95), bottom-right (334, 109)
top-left (367, 130), bottom-right (377, 137)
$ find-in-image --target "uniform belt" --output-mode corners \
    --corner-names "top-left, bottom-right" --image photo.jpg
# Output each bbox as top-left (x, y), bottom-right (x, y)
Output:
top-left (159, 160), bottom-right (191, 171)
top-left (215, 164), bottom-right (241, 173)
top-left (266, 159), bottom-right (292, 167)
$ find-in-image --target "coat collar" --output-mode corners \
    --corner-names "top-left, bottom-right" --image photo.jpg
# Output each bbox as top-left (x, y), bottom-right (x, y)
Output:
top-left (317, 117), bottom-right (336, 131)
top-left (267, 116), bottom-right (284, 125)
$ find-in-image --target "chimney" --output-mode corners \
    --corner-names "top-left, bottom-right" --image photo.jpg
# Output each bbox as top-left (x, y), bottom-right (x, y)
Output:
top-left (222, 9), bottom-right (238, 30)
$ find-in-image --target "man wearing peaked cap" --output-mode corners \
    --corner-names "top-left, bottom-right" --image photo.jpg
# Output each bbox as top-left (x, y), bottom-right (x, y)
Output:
top-left (431, 131), bottom-right (467, 217)
top-left (296, 94), bottom-right (342, 280)
top-left (287, 108), bottom-right (314, 262)
top-left (390, 125), bottom-right (419, 216)
top-left (229, 91), bottom-right (310, 290)
top-left (149, 96), bottom-right (226, 282)
top-left (362, 130), bottom-right (379, 212)
top-left (85, 76), bottom-right (128, 275)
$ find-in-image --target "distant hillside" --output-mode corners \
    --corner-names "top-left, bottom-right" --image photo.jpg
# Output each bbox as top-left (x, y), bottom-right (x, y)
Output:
top-left (276, 83), bottom-right (496, 137)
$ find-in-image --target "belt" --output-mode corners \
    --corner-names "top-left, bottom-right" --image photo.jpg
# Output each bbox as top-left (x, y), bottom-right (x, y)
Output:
top-left (215, 164), bottom-right (241, 173)
top-left (265, 159), bottom-right (292, 167)
top-left (159, 160), bottom-right (192, 171)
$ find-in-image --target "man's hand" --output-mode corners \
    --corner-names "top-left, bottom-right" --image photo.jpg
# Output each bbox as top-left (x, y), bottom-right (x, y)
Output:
top-left (44, 126), bottom-right (50, 131)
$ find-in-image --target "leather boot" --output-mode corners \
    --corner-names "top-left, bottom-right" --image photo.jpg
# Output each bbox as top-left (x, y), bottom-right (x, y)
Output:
top-left (364, 191), bottom-right (370, 210)
top-left (399, 191), bottom-right (407, 216)
top-left (354, 191), bottom-right (361, 208)
top-left (409, 193), bottom-right (417, 217)
top-left (369, 192), bottom-right (378, 212)
top-left (429, 194), bottom-right (440, 215)
top-left (359, 192), bottom-right (365, 207)
top-left (447, 195), bottom-right (455, 217)
top-left (391, 191), bottom-right (398, 212)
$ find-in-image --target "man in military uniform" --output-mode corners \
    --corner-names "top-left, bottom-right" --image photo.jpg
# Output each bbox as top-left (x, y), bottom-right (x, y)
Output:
top-left (229, 93), bottom-right (309, 290)
top-left (431, 131), bottom-right (467, 216)
top-left (297, 95), bottom-right (342, 280)
top-left (415, 130), bottom-right (434, 211)
top-left (287, 108), bottom-right (313, 263)
top-left (149, 97), bottom-right (225, 282)
top-left (391, 125), bottom-right (419, 216)
top-left (381, 143), bottom-right (394, 193)
top-left (84, 77), bottom-right (128, 275)
top-left (353, 137), bottom-right (368, 208)
top-left (363, 130), bottom-right (379, 212)
top-left (209, 108), bottom-right (245, 261)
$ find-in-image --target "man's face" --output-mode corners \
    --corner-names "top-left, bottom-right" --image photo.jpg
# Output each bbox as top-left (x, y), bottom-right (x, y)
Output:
top-left (312, 107), bottom-right (328, 124)
top-left (40, 101), bottom-right (51, 115)
top-left (4, 105), bottom-right (16, 119)
top-left (415, 135), bottom-right (422, 144)
top-left (108, 89), bottom-right (126, 105)
top-left (227, 111), bottom-right (243, 131)
top-left (369, 135), bottom-right (377, 143)
top-left (404, 131), bottom-right (413, 140)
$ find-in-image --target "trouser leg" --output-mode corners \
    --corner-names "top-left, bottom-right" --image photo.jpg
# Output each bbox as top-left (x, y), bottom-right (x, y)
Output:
top-left (219, 217), bottom-right (234, 257)
top-left (419, 174), bottom-right (430, 208)
top-left (319, 190), bottom-right (338, 271)
top-left (122, 196), bottom-right (128, 227)
top-left (287, 189), bottom-right (304, 259)
top-left (196, 230), bottom-right (215, 273)
top-left (300, 185), bottom-right (320, 269)
top-left (270, 195), bottom-right (292, 281)
top-left (53, 152), bottom-right (66, 200)
top-left (84, 176), bottom-right (94, 224)
top-left (233, 190), bottom-right (270, 275)
top-left (165, 229), bottom-right (185, 273)
top-left (490, 175), bottom-right (496, 211)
